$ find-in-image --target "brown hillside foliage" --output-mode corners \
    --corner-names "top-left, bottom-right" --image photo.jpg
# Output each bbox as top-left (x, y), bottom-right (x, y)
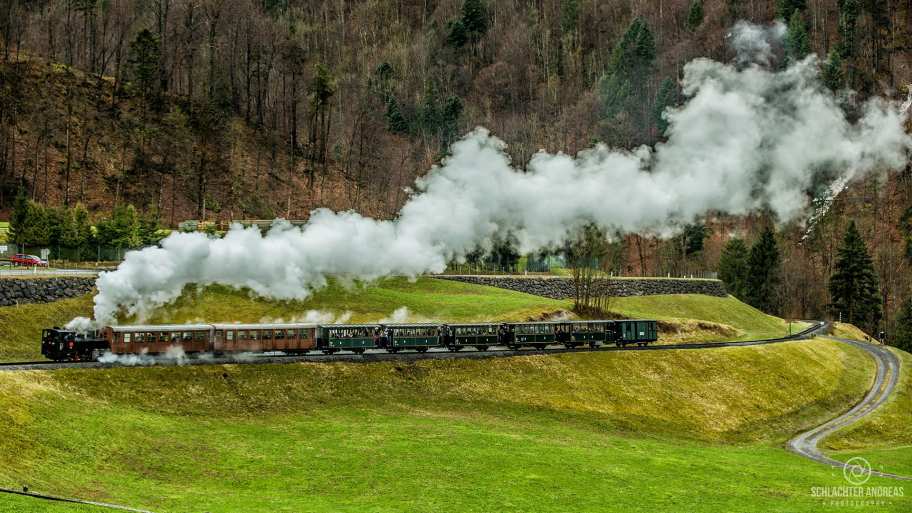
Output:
top-left (0, 0), bottom-right (910, 329)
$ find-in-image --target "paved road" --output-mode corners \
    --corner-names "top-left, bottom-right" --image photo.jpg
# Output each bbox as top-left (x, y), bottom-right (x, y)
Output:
top-left (787, 336), bottom-right (911, 480)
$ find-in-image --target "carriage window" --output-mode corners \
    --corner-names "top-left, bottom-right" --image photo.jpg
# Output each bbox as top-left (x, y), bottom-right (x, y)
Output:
top-left (124, 333), bottom-right (132, 343)
top-left (237, 330), bottom-right (246, 340)
top-left (262, 330), bottom-right (272, 340)
top-left (226, 331), bottom-right (234, 341)
top-left (183, 332), bottom-right (192, 341)
top-left (250, 330), bottom-right (259, 340)
top-left (158, 332), bottom-right (168, 342)
top-left (195, 331), bottom-right (206, 341)
top-left (147, 332), bottom-right (156, 342)
top-left (275, 330), bottom-right (285, 339)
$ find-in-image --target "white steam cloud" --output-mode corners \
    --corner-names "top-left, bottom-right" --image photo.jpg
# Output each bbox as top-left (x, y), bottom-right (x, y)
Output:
top-left (729, 20), bottom-right (787, 66)
top-left (79, 22), bottom-right (911, 326)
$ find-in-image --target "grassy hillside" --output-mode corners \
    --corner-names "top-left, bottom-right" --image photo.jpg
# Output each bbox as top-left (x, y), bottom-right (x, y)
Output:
top-left (831, 322), bottom-right (873, 341)
top-left (0, 295), bottom-right (93, 362)
top-left (2, 338), bottom-right (903, 513)
top-left (825, 348), bottom-right (912, 476)
top-left (607, 294), bottom-right (802, 342)
top-left (140, 278), bottom-right (569, 324)
top-left (0, 278), bottom-right (809, 362)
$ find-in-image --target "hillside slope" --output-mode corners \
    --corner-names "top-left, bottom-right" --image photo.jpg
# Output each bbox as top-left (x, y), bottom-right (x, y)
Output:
top-left (1, 337), bottom-right (901, 513)
top-left (0, 59), bottom-right (385, 223)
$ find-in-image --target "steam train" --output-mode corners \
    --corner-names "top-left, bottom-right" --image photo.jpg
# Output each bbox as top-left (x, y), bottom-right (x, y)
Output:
top-left (41, 319), bottom-right (659, 362)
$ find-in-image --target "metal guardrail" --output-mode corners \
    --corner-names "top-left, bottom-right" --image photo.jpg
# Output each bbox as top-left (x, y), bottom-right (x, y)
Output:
top-left (0, 268), bottom-right (100, 277)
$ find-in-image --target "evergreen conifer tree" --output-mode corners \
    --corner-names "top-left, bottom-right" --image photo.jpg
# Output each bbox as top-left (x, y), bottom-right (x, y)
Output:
top-left (821, 51), bottom-right (844, 91)
top-left (461, 0), bottom-right (488, 41)
top-left (718, 238), bottom-right (750, 300)
top-left (829, 221), bottom-right (882, 333)
top-left (786, 10), bottom-right (811, 61)
top-left (746, 227), bottom-right (781, 314)
top-left (687, 0), bottom-right (704, 31)
top-left (653, 77), bottom-right (676, 135)
top-left (8, 187), bottom-right (29, 246)
top-left (893, 298), bottom-right (912, 352)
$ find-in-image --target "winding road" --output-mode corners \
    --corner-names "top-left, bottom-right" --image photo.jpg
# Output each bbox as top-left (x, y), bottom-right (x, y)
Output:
top-left (787, 335), bottom-right (911, 481)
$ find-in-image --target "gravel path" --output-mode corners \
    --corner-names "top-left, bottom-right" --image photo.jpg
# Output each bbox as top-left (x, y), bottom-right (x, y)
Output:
top-left (787, 336), bottom-right (911, 480)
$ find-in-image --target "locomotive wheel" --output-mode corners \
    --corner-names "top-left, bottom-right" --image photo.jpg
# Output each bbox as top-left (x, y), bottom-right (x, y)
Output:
top-left (449, 345), bottom-right (461, 352)
top-left (475, 346), bottom-right (488, 352)
top-left (416, 347), bottom-right (428, 353)
top-left (388, 348), bottom-right (399, 354)
top-left (353, 348), bottom-right (365, 355)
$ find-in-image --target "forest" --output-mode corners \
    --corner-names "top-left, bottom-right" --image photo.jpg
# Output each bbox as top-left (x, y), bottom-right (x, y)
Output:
top-left (0, 0), bottom-right (911, 337)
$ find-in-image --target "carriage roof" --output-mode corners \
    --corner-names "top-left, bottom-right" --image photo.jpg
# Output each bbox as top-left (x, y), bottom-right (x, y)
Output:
top-left (212, 323), bottom-right (318, 330)
top-left (107, 324), bottom-right (212, 332)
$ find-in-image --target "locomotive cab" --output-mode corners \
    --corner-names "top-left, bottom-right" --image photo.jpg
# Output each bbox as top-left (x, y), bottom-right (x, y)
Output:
top-left (41, 327), bottom-right (109, 362)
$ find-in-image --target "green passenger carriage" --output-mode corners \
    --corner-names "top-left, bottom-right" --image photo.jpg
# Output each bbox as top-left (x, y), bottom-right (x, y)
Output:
top-left (317, 324), bottom-right (380, 354)
top-left (444, 323), bottom-right (500, 351)
top-left (386, 324), bottom-right (441, 353)
top-left (615, 320), bottom-right (658, 347)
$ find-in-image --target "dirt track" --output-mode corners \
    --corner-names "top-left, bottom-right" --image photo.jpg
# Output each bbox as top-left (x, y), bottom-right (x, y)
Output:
top-left (787, 336), bottom-right (910, 481)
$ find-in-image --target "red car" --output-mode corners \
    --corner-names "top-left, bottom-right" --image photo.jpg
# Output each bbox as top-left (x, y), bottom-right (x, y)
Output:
top-left (9, 254), bottom-right (49, 267)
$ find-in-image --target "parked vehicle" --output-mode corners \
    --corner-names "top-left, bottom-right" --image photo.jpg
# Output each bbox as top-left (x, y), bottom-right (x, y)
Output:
top-left (9, 254), bottom-right (49, 267)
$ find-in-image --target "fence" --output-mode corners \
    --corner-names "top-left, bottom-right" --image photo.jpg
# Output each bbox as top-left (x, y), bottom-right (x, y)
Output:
top-left (0, 243), bottom-right (139, 264)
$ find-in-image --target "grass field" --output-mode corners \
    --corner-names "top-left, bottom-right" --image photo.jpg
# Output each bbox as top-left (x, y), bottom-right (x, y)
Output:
top-left (831, 322), bottom-right (873, 341)
top-left (3, 338), bottom-right (908, 512)
top-left (0, 295), bottom-right (94, 362)
top-left (825, 347), bottom-right (912, 476)
top-left (606, 294), bottom-right (801, 342)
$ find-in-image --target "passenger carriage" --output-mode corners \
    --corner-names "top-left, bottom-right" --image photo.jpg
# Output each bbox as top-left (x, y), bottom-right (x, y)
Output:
top-left (508, 322), bottom-right (559, 349)
top-left (443, 323), bottom-right (499, 351)
top-left (212, 323), bottom-right (317, 354)
top-left (317, 324), bottom-right (382, 354)
top-left (563, 320), bottom-right (615, 348)
top-left (104, 324), bottom-right (213, 355)
top-left (385, 323), bottom-right (442, 353)
top-left (614, 319), bottom-right (658, 347)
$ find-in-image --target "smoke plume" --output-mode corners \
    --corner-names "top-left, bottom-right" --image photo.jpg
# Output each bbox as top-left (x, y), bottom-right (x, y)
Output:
top-left (80, 22), bottom-right (911, 326)
top-left (728, 20), bottom-right (787, 66)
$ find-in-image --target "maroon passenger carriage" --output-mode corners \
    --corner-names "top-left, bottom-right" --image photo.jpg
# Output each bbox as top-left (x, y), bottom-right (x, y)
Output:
top-left (101, 323), bottom-right (318, 356)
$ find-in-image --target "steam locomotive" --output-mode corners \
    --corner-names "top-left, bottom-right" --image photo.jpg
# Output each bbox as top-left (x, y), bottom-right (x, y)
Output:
top-left (41, 319), bottom-right (658, 362)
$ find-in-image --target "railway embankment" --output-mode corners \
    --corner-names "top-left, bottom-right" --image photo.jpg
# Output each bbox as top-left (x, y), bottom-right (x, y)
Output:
top-left (0, 277), bottom-right (95, 306)
top-left (436, 275), bottom-right (728, 299)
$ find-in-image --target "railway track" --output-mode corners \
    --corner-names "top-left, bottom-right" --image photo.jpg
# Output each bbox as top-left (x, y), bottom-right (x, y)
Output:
top-left (0, 321), bottom-right (827, 371)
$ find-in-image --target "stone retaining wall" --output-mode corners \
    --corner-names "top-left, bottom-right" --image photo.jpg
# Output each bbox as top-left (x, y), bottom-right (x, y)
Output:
top-left (0, 277), bottom-right (96, 306)
top-left (436, 275), bottom-right (728, 299)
